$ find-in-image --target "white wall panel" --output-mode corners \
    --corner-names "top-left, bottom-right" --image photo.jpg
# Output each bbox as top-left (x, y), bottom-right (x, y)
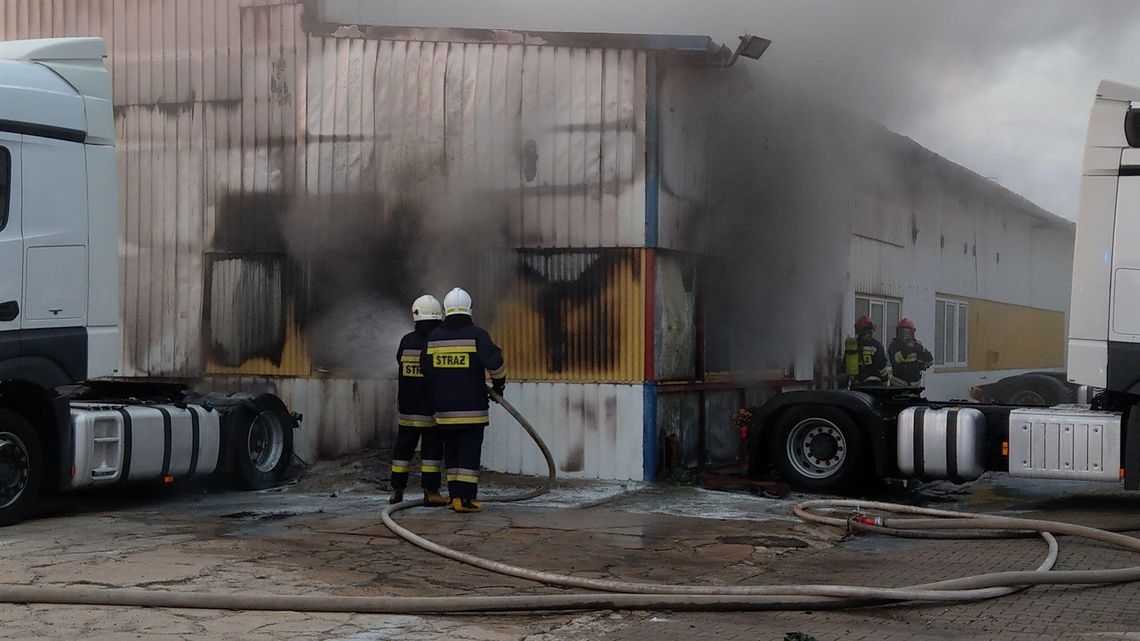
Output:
top-left (483, 382), bottom-right (644, 481)
top-left (203, 375), bottom-right (397, 464)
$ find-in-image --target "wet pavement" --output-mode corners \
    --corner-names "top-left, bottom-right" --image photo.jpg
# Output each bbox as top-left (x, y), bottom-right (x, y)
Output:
top-left (0, 455), bottom-right (1138, 640)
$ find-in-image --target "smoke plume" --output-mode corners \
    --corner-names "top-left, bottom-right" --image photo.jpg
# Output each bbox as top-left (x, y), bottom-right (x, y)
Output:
top-left (682, 70), bottom-right (890, 373)
top-left (277, 155), bottom-right (515, 378)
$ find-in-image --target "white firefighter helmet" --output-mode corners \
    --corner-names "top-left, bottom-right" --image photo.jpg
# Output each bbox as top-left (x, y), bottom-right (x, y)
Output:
top-left (443, 287), bottom-right (473, 316)
top-left (411, 294), bottom-right (443, 321)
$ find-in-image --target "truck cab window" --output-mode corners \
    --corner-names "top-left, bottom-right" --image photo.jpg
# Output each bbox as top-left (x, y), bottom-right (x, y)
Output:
top-left (0, 147), bottom-right (9, 231)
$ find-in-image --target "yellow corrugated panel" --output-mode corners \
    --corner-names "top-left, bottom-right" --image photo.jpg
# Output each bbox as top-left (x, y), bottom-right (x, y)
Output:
top-left (966, 298), bottom-right (1066, 371)
top-left (490, 249), bottom-right (645, 383)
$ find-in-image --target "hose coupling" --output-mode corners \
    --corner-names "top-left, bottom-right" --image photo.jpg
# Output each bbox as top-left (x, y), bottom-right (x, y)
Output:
top-left (849, 512), bottom-right (885, 527)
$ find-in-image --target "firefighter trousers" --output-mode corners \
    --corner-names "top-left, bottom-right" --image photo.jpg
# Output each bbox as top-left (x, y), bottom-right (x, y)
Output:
top-left (390, 427), bottom-right (443, 491)
top-left (443, 425), bottom-right (485, 500)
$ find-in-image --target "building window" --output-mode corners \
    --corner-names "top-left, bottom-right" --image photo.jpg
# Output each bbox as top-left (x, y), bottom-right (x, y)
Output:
top-left (854, 295), bottom-right (900, 341)
top-left (935, 299), bottom-right (968, 367)
top-left (0, 146), bottom-right (9, 232)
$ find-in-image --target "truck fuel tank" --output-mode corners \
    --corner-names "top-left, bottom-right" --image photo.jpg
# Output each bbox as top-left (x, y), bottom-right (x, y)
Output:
top-left (68, 402), bottom-right (221, 490)
top-left (897, 407), bottom-right (987, 482)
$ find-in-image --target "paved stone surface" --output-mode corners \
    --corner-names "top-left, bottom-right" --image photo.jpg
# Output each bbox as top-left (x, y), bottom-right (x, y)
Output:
top-left (0, 456), bottom-right (1138, 640)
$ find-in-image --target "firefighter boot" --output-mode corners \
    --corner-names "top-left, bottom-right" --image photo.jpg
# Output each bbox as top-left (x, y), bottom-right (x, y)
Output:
top-left (450, 498), bottom-right (483, 513)
top-left (389, 488), bottom-right (404, 505)
top-left (423, 489), bottom-right (448, 507)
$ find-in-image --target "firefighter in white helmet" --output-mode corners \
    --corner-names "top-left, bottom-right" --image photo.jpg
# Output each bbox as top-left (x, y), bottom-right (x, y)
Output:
top-left (420, 287), bottom-right (506, 513)
top-left (389, 294), bottom-right (448, 506)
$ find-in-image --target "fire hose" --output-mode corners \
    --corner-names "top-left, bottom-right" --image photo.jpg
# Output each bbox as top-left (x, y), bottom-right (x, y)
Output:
top-left (1, 390), bottom-right (1140, 613)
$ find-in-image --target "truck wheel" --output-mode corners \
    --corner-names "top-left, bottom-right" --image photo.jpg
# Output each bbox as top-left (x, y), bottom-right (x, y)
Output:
top-left (0, 410), bottom-right (43, 526)
top-left (227, 395), bottom-right (294, 490)
top-left (769, 405), bottom-right (868, 492)
top-left (1006, 376), bottom-right (1071, 406)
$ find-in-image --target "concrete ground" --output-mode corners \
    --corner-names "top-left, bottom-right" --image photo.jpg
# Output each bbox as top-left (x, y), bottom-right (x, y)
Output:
top-left (1, 453), bottom-right (1140, 640)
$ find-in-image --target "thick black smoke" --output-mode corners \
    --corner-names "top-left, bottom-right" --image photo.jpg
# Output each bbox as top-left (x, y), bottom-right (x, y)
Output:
top-left (678, 71), bottom-right (893, 374)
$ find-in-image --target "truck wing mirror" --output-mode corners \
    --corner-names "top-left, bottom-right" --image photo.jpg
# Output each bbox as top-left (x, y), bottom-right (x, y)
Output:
top-left (1125, 108), bottom-right (1140, 148)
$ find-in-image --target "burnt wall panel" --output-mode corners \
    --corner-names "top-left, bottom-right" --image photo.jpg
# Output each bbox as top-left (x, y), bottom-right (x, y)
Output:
top-left (490, 248), bottom-right (646, 383)
top-left (703, 390), bottom-right (741, 465)
top-left (654, 251), bottom-right (699, 381)
top-left (656, 392), bottom-right (699, 470)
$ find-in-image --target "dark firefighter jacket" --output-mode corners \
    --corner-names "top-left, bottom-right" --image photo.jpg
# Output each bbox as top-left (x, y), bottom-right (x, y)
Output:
top-left (856, 335), bottom-right (892, 383)
top-left (396, 320), bottom-right (441, 427)
top-left (889, 338), bottom-right (934, 384)
top-left (421, 316), bottom-right (507, 428)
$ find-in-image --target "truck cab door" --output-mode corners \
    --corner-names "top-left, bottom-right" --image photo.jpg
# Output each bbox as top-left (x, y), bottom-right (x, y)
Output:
top-left (19, 136), bottom-right (88, 329)
top-left (0, 134), bottom-right (22, 356)
top-left (15, 135), bottom-right (89, 384)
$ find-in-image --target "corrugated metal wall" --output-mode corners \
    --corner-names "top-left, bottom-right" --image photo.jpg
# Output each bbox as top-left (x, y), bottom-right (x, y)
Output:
top-left (1, 0), bottom-right (300, 377)
top-left (654, 251), bottom-right (699, 380)
top-left (204, 1), bottom-right (308, 376)
top-left (294, 30), bottom-right (647, 247)
top-left (655, 65), bottom-right (712, 252)
top-left (202, 375), bottom-right (396, 462)
top-left (1, 0), bottom-right (247, 376)
top-left (3, 1), bottom-right (659, 470)
top-left (849, 191), bottom-right (913, 249)
top-left (482, 382), bottom-right (644, 480)
top-left (656, 389), bottom-right (746, 469)
top-left (3, 1), bottom-right (653, 381)
top-left (850, 234), bottom-right (906, 299)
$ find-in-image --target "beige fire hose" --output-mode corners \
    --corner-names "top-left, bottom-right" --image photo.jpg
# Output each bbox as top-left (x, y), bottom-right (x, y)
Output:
top-left (1, 390), bottom-right (1140, 613)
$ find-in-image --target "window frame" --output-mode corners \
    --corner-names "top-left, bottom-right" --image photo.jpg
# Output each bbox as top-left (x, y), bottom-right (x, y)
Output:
top-left (854, 294), bottom-right (901, 342)
top-left (934, 298), bottom-right (969, 368)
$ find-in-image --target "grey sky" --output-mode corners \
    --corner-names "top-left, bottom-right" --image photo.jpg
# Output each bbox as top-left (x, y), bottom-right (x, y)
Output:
top-left (324, 0), bottom-right (1140, 219)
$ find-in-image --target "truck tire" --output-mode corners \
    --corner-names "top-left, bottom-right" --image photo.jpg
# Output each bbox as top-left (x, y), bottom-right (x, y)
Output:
top-left (0, 409), bottom-right (43, 526)
top-left (224, 395), bottom-right (294, 490)
top-left (769, 405), bottom-right (868, 492)
top-left (1006, 375), bottom-right (1071, 406)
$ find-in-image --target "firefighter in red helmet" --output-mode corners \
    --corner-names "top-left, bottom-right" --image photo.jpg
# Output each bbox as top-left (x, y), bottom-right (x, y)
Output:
top-left (889, 318), bottom-right (934, 386)
top-left (853, 316), bottom-right (892, 385)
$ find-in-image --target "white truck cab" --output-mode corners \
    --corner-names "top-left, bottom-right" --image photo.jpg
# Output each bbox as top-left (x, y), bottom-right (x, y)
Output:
top-left (1069, 80), bottom-right (1140, 395)
top-left (0, 37), bottom-right (118, 385)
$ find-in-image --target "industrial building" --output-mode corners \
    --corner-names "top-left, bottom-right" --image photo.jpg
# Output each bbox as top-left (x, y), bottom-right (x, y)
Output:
top-left (0, 0), bottom-right (1074, 481)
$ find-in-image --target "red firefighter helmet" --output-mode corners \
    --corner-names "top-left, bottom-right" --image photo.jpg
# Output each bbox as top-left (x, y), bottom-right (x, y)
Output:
top-left (896, 318), bottom-right (917, 333)
top-left (854, 316), bottom-right (875, 332)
